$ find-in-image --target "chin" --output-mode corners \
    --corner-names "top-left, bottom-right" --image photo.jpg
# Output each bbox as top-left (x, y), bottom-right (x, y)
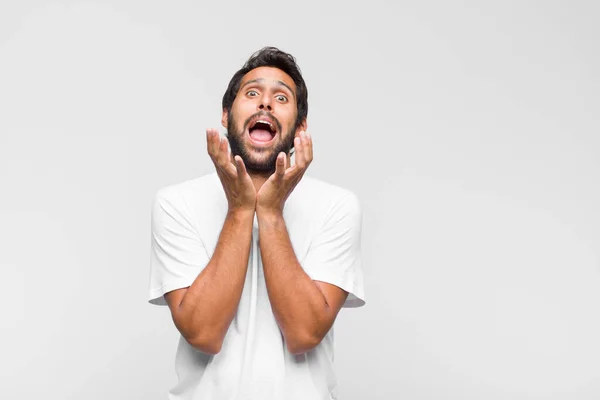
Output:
top-left (228, 128), bottom-right (293, 172)
top-left (243, 154), bottom-right (277, 172)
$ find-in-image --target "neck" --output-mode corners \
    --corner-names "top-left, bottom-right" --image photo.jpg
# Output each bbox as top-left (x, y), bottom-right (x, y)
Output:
top-left (248, 171), bottom-right (270, 192)
top-left (245, 153), bottom-right (292, 192)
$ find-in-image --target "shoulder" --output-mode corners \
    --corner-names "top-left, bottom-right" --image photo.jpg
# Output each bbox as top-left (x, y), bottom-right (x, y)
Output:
top-left (296, 175), bottom-right (357, 200)
top-left (290, 175), bottom-right (361, 220)
top-left (155, 172), bottom-right (219, 199)
top-left (152, 173), bottom-right (225, 222)
top-left (154, 172), bottom-right (221, 206)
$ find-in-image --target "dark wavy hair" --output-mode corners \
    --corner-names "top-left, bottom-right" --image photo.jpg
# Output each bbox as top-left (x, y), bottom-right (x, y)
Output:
top-left (222, 46), bottom-right (308, 130)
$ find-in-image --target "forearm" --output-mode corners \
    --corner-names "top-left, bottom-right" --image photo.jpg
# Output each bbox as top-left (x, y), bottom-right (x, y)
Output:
top-left (174, 209), bottom-right (254, 352)
top-left (257, 211), bottom-right (334, 354)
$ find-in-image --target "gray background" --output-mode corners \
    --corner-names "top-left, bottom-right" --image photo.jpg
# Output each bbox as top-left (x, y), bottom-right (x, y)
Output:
top-left (1, 1), bottom-right (599, 399)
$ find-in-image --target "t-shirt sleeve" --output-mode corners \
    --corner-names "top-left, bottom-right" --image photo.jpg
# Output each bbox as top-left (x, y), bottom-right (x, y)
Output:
top-left (148, 188), bottom-right (210, 306)
top-left (301, 192), bottom-right (366, 308)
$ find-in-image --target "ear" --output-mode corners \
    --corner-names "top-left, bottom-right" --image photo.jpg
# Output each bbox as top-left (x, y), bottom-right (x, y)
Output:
top-left (221, 109), bottom-right (228, 128)
top-left (294, 118), bottom-right (308, 137)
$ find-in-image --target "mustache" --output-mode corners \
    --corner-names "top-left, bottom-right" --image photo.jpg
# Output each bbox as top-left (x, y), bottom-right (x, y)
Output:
top-left (243, 111), bottom-right (282, 133)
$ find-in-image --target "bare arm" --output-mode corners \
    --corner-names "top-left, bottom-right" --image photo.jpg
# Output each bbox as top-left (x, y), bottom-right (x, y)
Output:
top-left (164, 129), bottom-right (257, 355)
top-left (165, 209), bottom-right (253, 355)
top-left (258, 211), bottom-right (348, 355)
top-left (256, 131), bottom-right (347, 355)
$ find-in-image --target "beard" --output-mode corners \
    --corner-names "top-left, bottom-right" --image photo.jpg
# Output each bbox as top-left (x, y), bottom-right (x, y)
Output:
top-left (226, 110), bottom-right (296, 173)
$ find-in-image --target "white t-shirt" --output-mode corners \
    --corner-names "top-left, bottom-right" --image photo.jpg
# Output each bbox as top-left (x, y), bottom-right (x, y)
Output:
top-left (148, 172), bottom-right (365, 400)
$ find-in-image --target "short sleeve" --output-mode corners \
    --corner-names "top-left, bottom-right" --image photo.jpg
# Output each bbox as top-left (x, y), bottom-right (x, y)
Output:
top-left (148, 188), bottom-right (210, 306)
top-left (302, 192), bottom-right (366, 308)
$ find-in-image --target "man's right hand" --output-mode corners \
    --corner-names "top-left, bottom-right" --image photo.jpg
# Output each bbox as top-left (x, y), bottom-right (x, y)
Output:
top-left (164, 129), bottom-right (256, 354)
top-left (206, 129), bottom-right (256, 213)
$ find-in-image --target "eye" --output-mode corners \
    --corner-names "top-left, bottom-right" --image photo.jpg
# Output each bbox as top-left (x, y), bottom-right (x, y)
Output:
top-left (276, 94), bottom-right (288, 102)
top-left (247, 90), bottom-right (258, 97)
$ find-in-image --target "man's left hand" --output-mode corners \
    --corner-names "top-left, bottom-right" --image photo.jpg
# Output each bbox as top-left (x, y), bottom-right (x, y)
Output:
top-left (256, 131), bottom-right (313, 216)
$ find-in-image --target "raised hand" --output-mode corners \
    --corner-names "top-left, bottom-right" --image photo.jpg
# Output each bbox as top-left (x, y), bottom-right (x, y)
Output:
top-left (206, 129), bottom-right (256, 213)
top-left (256, 131), bottom-right (313, 216)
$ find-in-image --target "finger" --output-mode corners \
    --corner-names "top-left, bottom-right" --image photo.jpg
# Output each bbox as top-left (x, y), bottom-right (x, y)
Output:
top-left (206, 129), bottom-right (220, 159)
top-left (234, 155), bottom-right (248, 178)
top-left (275, 152), bottom-right (286, 178)
top-left (294, 135), bottom-right (306, 169)
top-left (218, 137), bottom-right (237, 176)
top-left (217, 136), bottom-right (230, 166)
top-left (304, 131), bottom-right (313, 163)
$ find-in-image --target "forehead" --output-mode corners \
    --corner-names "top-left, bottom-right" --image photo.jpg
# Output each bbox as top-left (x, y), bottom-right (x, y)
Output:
top-left (239, 66), bottom-right (297, 94)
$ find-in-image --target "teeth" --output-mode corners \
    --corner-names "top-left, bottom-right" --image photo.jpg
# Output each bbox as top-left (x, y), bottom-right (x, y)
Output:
top-left (256, 120), bottom-right (273, 130)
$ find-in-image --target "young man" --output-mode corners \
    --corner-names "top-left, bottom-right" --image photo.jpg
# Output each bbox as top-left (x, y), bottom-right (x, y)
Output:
top-left (148, 47), bottom-right (365, 400)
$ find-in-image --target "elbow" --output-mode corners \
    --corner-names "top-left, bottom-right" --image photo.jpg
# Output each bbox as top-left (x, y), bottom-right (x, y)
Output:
top-left (186, 333), bottom-right (223, 355)
top-left (286, 333), bottom-right (322, 355)
top-left (173, 314), bottom-right (224, 355)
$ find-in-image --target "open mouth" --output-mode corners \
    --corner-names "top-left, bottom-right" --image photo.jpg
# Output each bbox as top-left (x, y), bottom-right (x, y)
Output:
top-left (248, 119), bottom-right (276, 143)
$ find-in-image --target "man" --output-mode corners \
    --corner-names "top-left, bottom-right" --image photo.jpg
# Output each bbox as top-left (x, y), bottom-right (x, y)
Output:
top-left (148, 47), bottom-right (365, 400)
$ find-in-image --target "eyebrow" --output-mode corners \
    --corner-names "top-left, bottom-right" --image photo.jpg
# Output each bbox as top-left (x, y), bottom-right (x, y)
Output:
top-left (241, 78), bottom-right (296, 99)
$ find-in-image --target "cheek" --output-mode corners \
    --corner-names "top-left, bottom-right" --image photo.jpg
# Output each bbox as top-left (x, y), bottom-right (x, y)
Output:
top-left (237, 103), bottom-right (258, 120)
top-left (286, 112), bottom-right (299, 130)
top-left (278, 106), bottom-right (295, 122)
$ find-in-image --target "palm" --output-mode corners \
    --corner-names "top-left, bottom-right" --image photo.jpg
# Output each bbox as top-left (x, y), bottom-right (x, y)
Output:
top-left (256, 131), bottom-right (313, 214)
top-left (206, 129), bottom-right (256, 212)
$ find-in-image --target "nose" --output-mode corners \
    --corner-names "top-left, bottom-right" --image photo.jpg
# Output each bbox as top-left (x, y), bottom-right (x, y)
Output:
top-left (258, 94), bottom-right (272, 112)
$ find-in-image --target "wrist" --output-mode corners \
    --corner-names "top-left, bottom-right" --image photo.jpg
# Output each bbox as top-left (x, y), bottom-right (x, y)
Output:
top-left (227, 207), bottom-right (255, 220)
top-left (256, 207), bottom-right (284, 225)
top-left (256, 206), bottom-right (283, 217)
